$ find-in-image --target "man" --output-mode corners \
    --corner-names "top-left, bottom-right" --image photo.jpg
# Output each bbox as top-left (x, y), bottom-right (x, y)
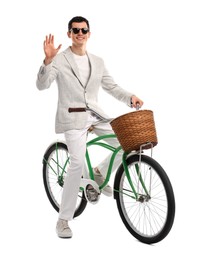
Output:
top-left (36, 16), bottom-right (143, 238)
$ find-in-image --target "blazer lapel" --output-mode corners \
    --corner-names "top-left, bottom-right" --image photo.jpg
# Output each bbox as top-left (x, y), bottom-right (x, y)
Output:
top-left (63, 47), bottom-right (84, 88)
top-left (85, 53), bottom-right (94, 89)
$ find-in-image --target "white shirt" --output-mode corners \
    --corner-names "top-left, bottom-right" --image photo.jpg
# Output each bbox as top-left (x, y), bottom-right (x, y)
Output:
top-left (72, 53), bottom-right (90, 86)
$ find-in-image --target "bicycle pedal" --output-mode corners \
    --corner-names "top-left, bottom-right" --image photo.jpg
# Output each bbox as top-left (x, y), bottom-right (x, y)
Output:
top-left (86, 185), bottom-right (100, 204)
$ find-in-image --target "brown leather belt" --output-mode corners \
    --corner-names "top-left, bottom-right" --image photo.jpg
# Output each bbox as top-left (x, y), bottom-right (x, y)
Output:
top-left (68, 107), bottom-right (87, 113)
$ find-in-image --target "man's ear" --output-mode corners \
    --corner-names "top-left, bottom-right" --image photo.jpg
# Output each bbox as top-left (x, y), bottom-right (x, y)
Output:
top-left (67, 31), bottom-right (71, 38)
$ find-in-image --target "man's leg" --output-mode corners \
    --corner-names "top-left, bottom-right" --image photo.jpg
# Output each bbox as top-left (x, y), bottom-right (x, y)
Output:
top-left (56, 113), bottom-right (96, 238)
top-left (59, 128), bottom-right (87, 221)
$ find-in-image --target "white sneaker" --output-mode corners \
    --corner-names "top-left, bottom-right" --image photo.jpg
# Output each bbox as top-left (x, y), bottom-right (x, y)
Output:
top-left (56, 219), bottom-right (72, 238)
top-left (93, 169), bottom-right (112, 197)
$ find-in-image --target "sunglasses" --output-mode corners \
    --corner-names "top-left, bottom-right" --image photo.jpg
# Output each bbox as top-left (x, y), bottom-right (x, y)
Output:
top-left (70, 28), bottom-right (89, 34)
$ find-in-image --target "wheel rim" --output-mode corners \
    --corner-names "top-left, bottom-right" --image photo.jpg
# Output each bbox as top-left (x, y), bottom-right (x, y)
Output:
top-left (119, 161), bottom-right (168, 238)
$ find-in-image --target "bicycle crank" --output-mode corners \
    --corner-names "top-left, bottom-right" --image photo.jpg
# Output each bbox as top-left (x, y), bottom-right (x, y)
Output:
top-left (86, 186), bottom-right (100, 203)
top-left (80, 179), bottom-right (101, 204)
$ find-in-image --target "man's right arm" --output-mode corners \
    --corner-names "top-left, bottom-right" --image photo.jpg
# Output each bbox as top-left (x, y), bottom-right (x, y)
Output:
top-left (36, 34), bottom-right (62, 90)
top-left (36, 61), bottom-right (57, 90)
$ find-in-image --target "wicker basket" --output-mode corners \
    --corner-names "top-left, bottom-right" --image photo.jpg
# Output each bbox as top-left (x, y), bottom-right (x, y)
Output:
top-left (110, 110), bottom-right (158, 152)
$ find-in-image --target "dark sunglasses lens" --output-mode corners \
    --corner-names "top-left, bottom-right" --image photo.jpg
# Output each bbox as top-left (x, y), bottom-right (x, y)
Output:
top-left (81, 28), bottom-right (89, 34)
top-left (72, 28), bottom-right (80, 34)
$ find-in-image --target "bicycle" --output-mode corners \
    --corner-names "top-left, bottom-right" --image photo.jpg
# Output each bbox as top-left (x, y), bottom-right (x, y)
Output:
top-left (42, 110), bottom-right (175, 244)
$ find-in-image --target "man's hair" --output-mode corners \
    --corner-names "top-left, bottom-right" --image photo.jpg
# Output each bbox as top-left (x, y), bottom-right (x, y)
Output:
top-left (68, 16), bottom-right (90, 31)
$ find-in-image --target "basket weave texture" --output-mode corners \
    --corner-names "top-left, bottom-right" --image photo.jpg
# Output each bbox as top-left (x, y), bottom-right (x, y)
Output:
top-left (110, 110), bottom-right (158, 152)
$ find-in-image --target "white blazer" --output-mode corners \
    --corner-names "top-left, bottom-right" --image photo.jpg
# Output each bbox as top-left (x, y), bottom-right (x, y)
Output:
top-left (36, 47), bottom-right (133, 133)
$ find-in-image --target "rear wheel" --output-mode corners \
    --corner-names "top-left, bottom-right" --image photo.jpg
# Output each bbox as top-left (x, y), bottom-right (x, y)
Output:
top-left (43, 142), bottom-right (87, 218)
top-left (114, 154), bottom-right (175, 244)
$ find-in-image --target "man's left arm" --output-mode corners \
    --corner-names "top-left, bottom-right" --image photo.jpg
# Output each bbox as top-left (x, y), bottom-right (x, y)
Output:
top-left (101, 66), bottom-right (143, 108)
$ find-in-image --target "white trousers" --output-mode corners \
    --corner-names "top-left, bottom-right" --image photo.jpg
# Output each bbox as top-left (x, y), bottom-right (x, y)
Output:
top-left (59, 113), bottom-right (122, 221)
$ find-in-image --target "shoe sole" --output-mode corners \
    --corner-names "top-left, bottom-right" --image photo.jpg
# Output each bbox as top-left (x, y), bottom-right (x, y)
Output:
top-left (57, 233), bottom-right (72, 239)
top-left (56, 230), bottom-right (73, 239)
top-left (58, 235), bottom-right (72, 239)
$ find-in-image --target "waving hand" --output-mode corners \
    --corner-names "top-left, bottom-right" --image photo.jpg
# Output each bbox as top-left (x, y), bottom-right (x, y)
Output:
top-left (43, 34), bottom-right (62, 65)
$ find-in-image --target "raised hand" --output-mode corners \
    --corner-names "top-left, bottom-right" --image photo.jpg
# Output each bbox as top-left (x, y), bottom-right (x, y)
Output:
top-left (43, 34), bottom-right (62, 65)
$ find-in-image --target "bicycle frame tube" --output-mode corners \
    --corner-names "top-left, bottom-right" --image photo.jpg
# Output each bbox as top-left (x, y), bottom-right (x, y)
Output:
top-left (86, 134), bottom-right (122, 190)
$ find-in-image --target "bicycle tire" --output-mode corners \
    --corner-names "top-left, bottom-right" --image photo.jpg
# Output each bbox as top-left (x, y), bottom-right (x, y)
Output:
top-left (114, 154), bottom-right (175, 244)
top-left (43, 142), bottom-right (87, 218)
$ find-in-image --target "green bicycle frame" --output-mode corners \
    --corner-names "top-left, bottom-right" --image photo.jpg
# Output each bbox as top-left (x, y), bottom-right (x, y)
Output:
top-left (86, 134), bottom-right (120, 190)
top-left (85, 134), bottom-right (149, 199)
top-left (44, 134), bottom-right (149, 199)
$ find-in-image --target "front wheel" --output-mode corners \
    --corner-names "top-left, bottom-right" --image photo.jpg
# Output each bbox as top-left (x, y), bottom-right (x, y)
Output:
top-left (114, 154), bottom-right (175, 244)
top-left (42, 142), bottom-right (87, 218)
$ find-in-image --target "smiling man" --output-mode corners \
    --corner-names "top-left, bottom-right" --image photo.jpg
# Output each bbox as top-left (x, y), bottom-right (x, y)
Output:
top-left (36, 16), bottom-right (143, 239)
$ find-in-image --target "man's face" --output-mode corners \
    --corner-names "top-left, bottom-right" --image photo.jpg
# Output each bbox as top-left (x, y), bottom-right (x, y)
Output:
top-left (67, 21), bottom-right (90, 46)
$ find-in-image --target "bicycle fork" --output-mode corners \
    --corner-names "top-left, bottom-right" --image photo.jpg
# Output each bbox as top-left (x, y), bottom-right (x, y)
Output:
top-left (122, 151), bottom-right (151, 202)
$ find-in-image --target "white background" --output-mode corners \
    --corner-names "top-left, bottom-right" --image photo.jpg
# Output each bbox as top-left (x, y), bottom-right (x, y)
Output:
top-left (0, 0), bottom-right (210, 259)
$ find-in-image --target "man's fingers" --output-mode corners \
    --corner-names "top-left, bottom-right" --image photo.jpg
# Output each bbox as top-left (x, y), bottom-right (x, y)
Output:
top-left (51, 35), bottom-right (54, 44)
top-left (45, 34), bottom-right (53, 45)
top-left (44, 34), bottom-right (58, 47)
